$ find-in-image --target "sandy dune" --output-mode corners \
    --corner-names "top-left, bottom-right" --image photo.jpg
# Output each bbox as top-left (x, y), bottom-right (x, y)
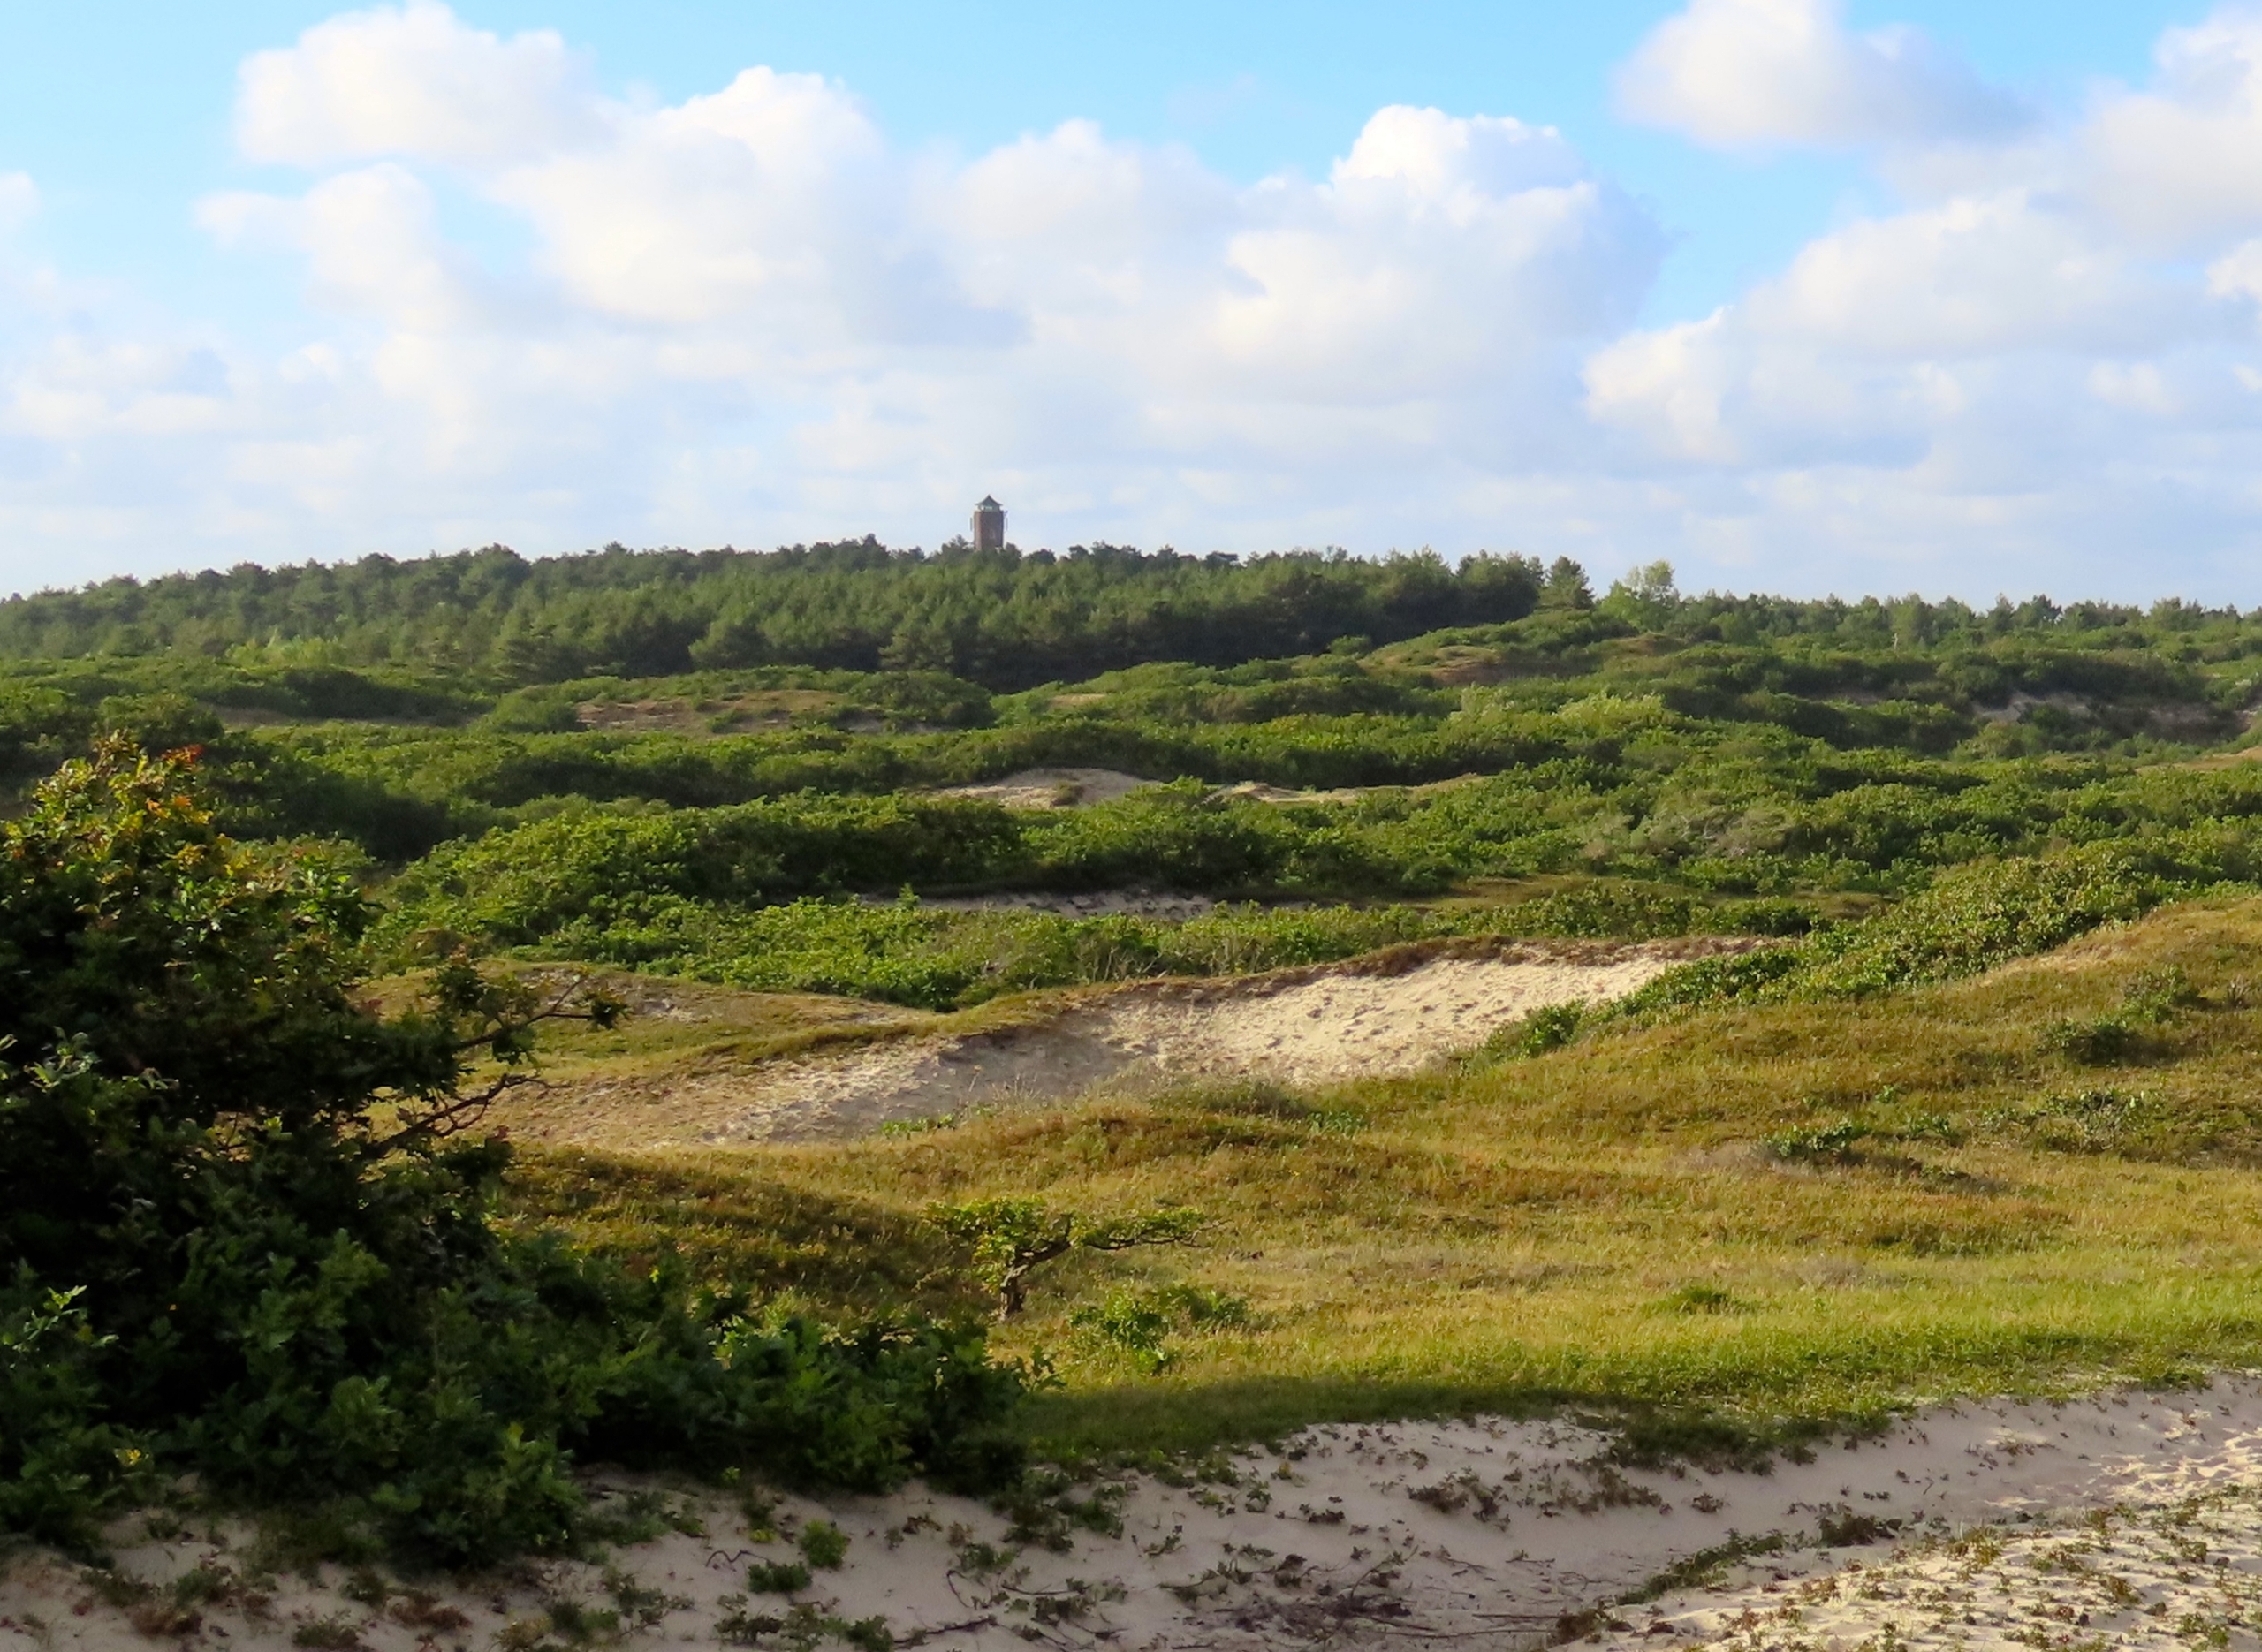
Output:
top-left (508, 938), bottom-right (1750, 1148)
top-left (13, 1381), bottom-right (2262, 1652)
top-left (934, 769), bottom-right (1160, 809)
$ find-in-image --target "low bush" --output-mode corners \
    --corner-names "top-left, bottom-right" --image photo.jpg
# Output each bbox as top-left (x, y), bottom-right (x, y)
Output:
top-left (796, 1519), bottom-right (849, 1570)
top-left (2041, 1014), bottom-right (2152, 1064)
top-left (745, 1560), bottom-right (812, 1595)
top-left (1762, 1120), bottom-right (1874, 1164)
top-left (1615, 838), bottom-right (2262, 1024)
top-left (926, 1201), bottom-right (1204, 1318)
top-left (0, 746), bottom-right (1025, 1561)
top-left (1985, 1088), bottom-right (2162, 1155)
top-left (1070, 1284), bottom-right (1252, 1375)
top-left (1479, 1002), bottom-right (1585, 1061)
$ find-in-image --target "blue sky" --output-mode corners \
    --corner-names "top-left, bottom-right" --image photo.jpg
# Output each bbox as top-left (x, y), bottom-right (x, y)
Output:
top-left (0, 3), bottom-right (2194, 323)
top-left (3, 0), bottom-right (2260, 602)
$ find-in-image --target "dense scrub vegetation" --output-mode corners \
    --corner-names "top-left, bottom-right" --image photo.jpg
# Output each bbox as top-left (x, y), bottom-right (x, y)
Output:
top-left (17, 541), bottom-right (2262, 1552)
top-left (0, 747), bottom-right (1021, 1559)
top-left (8, 542), bottom-right (2262, 1004)
top-left (0, 540), bottom-right (1555, 686)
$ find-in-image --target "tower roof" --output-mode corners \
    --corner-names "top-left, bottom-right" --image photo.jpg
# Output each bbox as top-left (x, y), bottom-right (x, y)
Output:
top-left (975, 495), bottom-right (1003, 509)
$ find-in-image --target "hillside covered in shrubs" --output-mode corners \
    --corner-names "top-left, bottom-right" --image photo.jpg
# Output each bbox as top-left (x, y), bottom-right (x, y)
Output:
top-left (12, 540), bottom-right (2262, 1558)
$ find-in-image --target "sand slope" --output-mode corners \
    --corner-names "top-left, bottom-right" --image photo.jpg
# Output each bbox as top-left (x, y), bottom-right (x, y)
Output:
top-left (12, 1382), bottom-right (2262, 1652)
top-left (504, 938), bottom-right (1752, 1148)
top-left (934, 769), bottom-right (1159, 809)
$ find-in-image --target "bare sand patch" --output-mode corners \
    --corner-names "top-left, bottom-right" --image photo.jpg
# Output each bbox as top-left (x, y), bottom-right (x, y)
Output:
top-left (935, 769), bottom-right (1160, 809)
top-left (1202, 775), bottom-right (1486, 807)
top-left (14, 1381), bottom-right (2262, 1652)
top-left (502, 938), bottom-right (1752, 1148)
top-left (1205, 781), bottom-right (1370, 806)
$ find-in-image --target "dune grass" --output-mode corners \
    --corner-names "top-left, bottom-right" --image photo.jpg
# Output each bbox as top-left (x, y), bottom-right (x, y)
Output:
top-left (505, 896), bottom-right (2262, 1463)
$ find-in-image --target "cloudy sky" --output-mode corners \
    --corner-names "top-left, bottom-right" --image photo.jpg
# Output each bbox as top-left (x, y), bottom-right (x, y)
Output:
top-left (3, 0), bottom-right (2260, 602)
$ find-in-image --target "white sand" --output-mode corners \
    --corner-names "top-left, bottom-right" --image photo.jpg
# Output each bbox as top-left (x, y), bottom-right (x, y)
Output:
top-left (513, 939), bottom-right (1748, 1147)
top-left (13, 1381), bottom-right (2262, 1652)
top-left (933, 769), bottom-right (1160, 809)
top-left (1203, 782), bottom-right (1370, 806)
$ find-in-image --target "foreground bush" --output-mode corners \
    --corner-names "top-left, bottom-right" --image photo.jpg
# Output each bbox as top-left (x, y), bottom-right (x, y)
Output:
top-left (0, 744), bottom-right (1022, 1560)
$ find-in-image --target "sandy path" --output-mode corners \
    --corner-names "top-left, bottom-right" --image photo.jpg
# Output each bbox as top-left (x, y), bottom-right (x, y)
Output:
top-left (513, 938), bottom-right (1748, 1148)
top-left (14, 1381), bottom-right (2262, 1652)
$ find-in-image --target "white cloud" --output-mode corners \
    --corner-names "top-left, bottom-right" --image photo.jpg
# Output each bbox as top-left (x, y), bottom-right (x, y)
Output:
top-left (1583, 188), bottom-right (2208, 472)
top-left (196, 25), bottom-right (1666, 530)
top-left (1564, 4), bottom-right (2262, 596)
top-left (236, 0), bottom-right (601, 166)
top-left (2084, 13), bottom-right (2262, 249)
top-left (21, 2), bottom-right (2262, 603)
top-left (200, 165), bottom-right (490, 333)
top-left (496, 67), bottom-right (968, 340)
top-left (1618, 0), bottom-right (2027, 149)
top-left (1585, 314), bottom-right (1741, 462)
top-left (0, 7), bottom-right (1677, 588)
top-left (2209, 237), bottom-right (2262, 311)
top-left (1749, 192), bottom-right (2188, 358)
top-left (0, 173), bottom-right (37, 233)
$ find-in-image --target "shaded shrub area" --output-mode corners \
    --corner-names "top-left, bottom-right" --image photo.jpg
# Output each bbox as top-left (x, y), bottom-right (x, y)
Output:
top-left (0, 746), bottom-right (1022, 1561)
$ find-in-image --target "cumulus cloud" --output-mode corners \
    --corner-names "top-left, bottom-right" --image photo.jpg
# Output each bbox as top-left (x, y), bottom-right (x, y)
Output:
top-left (20, 1), bottom-right (2262, 602)
top-left (236, 0), bottom-right (601, 165)
top-left (169, 7), bottom-right (1666, 547)
top-left (201, 165), bottom-right (493, 333)
top-left (1617, 0), bottom-right (2027, 149)
top-left (2084, 13), bottom-right (2262, 249)
top-left (0, 4), bottom-right (1686, 586)
top-left (1575, 4), bottom-right (2262, 596)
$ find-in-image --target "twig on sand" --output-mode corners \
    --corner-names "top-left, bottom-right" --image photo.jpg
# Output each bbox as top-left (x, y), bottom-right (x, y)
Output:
top-left (895, 1616), bottom-right (1000, 1647)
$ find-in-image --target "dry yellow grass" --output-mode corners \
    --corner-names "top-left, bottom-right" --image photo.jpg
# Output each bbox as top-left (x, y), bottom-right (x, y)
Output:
top-left (505, 897), bottom-right (2262, 1459)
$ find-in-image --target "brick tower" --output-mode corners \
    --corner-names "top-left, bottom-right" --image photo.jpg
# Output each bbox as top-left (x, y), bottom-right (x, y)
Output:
top-left (971, 496), bottom-right (1006, 552)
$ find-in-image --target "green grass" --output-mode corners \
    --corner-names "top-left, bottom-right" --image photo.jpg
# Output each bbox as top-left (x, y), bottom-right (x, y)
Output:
top-left (505, 895), bottom-right (2262, 1462)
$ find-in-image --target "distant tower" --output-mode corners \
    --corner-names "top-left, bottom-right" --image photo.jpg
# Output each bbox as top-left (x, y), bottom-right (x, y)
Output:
top-left (971, 496), bottom-right (1006, 552)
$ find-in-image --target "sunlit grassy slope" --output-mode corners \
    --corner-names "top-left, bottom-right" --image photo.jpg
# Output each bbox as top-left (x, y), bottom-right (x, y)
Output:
top-left (505, 897), bottom-right (2262, 1460)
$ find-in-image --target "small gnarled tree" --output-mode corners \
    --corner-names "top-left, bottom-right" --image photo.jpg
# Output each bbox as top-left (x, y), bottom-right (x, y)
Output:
top-left (927, 1199), bottom-right (1203, 1317)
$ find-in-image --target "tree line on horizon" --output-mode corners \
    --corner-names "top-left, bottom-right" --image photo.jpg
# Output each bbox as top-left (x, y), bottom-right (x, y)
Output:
top-left (3, 540), bottom-right (2248, 693)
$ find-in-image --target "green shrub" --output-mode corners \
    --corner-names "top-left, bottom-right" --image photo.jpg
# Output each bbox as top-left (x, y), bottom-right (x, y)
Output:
top-left (1657, 1284), bottom-right (1742, 1315)
top-left (0, 1279), bottom-right (147, 1548)
top-left (1069, 1284), bottom-right (1252, 1375)
top-left (2041, 1014), bottom-right (2149, 1064)
top-left (1481, 1002), bottom-right (1585, 1061)
top-left (0, 745), bottom-right (1025, 1563)
top-left (1795, 846), bottom-right (2175, 997)
top-left (1762, 1121), bottom-right (1873, 1163)
top-left (746, 1560), bottom-right (812, 1595)
top-left (1611, 945), bottom-right (1806, 1018)
top-left (1985, 1088), bottom-right (2161, 1155)
top-left (1617, 838), bottom-right (2257, 1024)
top-left (796, 1519), bottom-right (848, 1569)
